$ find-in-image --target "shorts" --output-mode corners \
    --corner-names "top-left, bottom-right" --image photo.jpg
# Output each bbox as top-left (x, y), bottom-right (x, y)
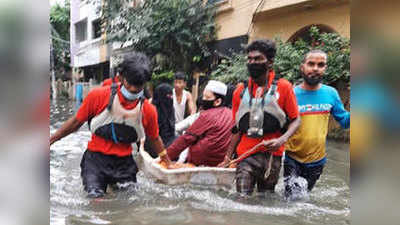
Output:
top-left (236, 152), bottom-right (282, 195)
top-left (80, 149), bottom-right (138, 194)
top-left (283, 155), bottom-right (324, 196)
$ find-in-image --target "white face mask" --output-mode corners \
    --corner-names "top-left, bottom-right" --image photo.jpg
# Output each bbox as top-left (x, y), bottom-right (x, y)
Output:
top-left (121, 85), bottom-right (144, 101)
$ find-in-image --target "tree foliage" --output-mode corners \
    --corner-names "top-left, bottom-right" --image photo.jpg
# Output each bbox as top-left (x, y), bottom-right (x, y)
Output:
top-left (212, 26), bottom-right (350, 85)
top-left (50, 0), bottom-right (71, 78)
top-left (100, 0), bottom-right (217, 82)
top-left (210, 52), bottom-right (248, 84)
top-left (275, 26), bottom-right (350, 84)
top-left (150, 70), bottom-right (175, 87)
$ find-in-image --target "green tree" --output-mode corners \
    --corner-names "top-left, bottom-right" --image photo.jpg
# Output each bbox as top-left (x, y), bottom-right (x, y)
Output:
top-left (50, 0), bottom-right (71, 79)
top-left (275, 26), bottom-right (350, 84)
top-left (210, 52), bottom-right (248, 84)
top-left (100, 0), bottom-right (217, 82)
top-left (212, 26), bottom-right (350, 86)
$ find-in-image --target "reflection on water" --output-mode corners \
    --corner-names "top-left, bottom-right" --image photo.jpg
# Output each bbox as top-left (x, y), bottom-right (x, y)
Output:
top-left (50, 99), bottom-right (350, 225)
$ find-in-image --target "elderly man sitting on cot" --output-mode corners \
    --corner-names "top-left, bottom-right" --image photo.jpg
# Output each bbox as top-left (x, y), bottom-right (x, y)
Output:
top-left (166, 80), bottom-right (234, 167)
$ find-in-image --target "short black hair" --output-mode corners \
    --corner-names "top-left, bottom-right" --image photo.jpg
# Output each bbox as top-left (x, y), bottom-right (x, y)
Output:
top-left (302, 49), bottom-right (328, 63)
top-left (174, 71), bottom-right (186, 81)
top-left (246, 39), bottom-right (276, 61)
top-left (119, 52), bottom-right (152, 86)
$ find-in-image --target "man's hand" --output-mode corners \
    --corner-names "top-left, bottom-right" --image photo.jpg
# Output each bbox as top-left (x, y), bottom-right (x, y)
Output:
top-left (217, 133), bottom-right (241, 168)
top-left (50, 117), bottom-right (84, 146)
top-left (149, 137), bottom-right (176, 168)
top-left (50, 137), bottom-right (56, 146)
top-left (262, 137), bottom-right (287, 152)
top-left (160, 154), bottom-right (173, 169)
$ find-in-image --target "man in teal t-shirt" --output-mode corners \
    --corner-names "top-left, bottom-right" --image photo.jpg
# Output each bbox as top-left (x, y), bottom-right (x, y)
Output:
top-left (285, 50), bottom-right (350, 198)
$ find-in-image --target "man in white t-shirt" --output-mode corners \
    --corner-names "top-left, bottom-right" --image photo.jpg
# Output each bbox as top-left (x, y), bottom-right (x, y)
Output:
top-left (173, 72), bottom-right (196, 123)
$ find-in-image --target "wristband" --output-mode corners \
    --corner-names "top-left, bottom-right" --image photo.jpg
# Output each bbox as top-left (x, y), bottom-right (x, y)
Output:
top-left (231, 126), bottom-right (239, 134)
top-left (158, 149), bottom-right (167, 157)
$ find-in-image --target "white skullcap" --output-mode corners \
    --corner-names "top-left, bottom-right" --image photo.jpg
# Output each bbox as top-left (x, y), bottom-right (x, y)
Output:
top-left (205, 80), bottom-right (227, 96)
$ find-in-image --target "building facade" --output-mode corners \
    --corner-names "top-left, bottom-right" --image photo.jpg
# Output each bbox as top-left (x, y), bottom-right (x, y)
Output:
top-left (209, 0), bottom-right (350, 140)
top-left (70, 0), bottom-right (110, 84)
top-left (211, 0), bottom-right (349, 43)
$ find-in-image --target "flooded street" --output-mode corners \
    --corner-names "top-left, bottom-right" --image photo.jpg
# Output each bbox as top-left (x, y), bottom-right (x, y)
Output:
top-left (50, 99), bottom-right (350, 225)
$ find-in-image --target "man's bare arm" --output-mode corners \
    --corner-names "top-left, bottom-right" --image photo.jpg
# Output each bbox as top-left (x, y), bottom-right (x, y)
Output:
top-left (50, 116), bottom-right (84, 145)
top-left (281, 116), bottom-right (301, 141)
top-left (263, 116), bottom-right (301, 151)
top-left (148, 136), bottom-right (172, 166)
top-left (186, 92), bottom-right (196, 115)
top-left (218, 132), bottom-right (241, 167)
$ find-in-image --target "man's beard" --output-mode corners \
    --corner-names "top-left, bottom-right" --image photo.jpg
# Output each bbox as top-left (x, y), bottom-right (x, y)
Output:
top-left (302, 72), bottom-right (323, 86)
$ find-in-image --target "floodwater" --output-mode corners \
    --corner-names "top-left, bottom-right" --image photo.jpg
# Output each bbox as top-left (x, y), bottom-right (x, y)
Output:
top-left (50, 99), bottom-right (350, 225)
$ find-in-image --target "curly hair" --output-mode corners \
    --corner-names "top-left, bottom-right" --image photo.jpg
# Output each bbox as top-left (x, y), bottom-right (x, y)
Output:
top-left (119, 52), bottom-right (152, 86)
top-left (246, 39), bottom-right (276, 61)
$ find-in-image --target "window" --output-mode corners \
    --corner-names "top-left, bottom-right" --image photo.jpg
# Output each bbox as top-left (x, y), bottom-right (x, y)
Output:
top-left (92, 19), bottom-right (102, 39)
top-left (75, 19), bottom-right (88, 43)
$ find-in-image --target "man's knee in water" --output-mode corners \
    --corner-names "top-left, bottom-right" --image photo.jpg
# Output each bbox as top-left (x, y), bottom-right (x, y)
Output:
top-left (86, 187), bottom-right (105, 198)
top-left (236, 169), bottom-right (256, 195)
top-left (110, 181), bottom-right (137, 192)
top-left (284, 175), bottom-right (308, 199)
top-left (284, 180), bottom-right (301, 197)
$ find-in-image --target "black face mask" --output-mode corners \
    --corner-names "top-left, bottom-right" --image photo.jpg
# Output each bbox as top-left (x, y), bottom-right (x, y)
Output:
top-left (302, 73), bottom-right (323, 86)
top-left (201, 99), bottom-right (216, 110)
top-left (247, 63), bottom-right (268, 79)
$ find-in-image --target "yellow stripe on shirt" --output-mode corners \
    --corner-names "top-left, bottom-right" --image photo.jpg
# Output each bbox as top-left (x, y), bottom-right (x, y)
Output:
top-left (286, 112), bottom-right (330, 163)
